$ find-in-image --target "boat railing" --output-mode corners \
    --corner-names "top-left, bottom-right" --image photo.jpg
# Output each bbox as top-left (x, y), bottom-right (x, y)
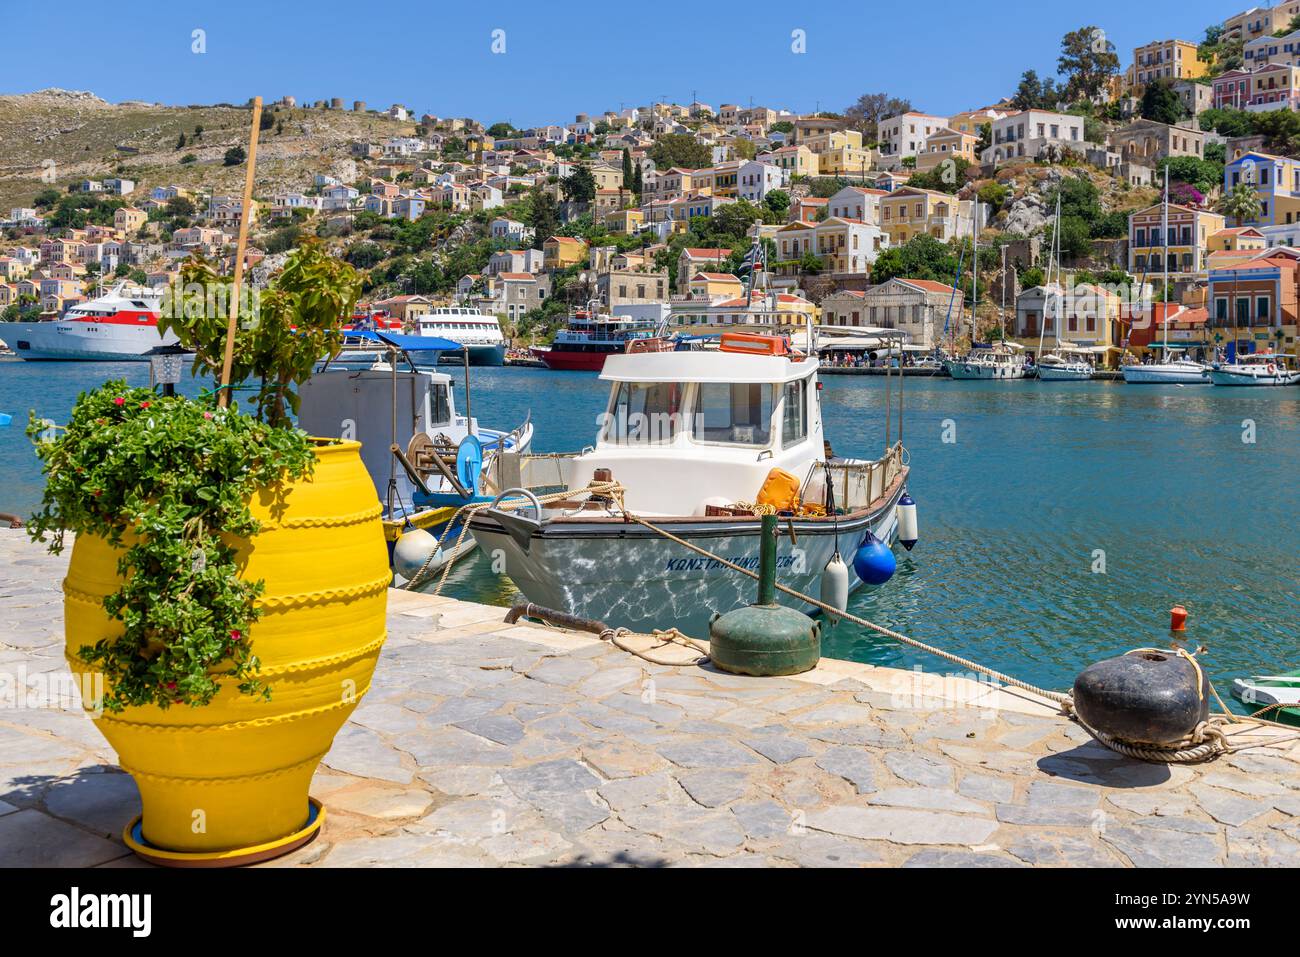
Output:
top-left (484, 452), bottom-right (578, 497)
top-left (824, 443), bottom-right (906, 511)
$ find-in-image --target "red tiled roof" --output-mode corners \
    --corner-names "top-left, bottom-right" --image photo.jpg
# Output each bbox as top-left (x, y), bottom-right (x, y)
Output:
top-left (897, 279), bottom-right (959, 295)
top-left (497, 272), bottom-right (535, 281)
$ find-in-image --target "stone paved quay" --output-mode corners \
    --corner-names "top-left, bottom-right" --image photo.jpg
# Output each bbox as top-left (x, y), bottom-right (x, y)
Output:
top-left (2, 528), bottom-right (1299, 867)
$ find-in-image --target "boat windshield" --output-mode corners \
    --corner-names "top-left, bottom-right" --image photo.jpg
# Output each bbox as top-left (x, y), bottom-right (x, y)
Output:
top-left (601, 381), bottom-right (687, 445)
top-left (693, 383), bottom-right (773, 446)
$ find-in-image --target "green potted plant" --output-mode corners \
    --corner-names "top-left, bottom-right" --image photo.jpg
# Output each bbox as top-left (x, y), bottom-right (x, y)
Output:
top-left (30, 239), bottom-right (391, 866)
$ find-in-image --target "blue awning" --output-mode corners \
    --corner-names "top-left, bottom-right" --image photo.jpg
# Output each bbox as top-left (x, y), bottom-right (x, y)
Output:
top-left (346, 329), bottom-right (461, 352)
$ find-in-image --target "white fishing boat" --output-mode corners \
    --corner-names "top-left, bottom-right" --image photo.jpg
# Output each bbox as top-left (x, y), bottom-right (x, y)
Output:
top-left (468, 332), bottom-right (916, 638)
top-left (413, 306), bottom-right (507, 366)
top-left (945, 342), bottom-right (1029, 379)
top-left (1209, 352), bottom-right (1300, 387)
top-left (298, 331), bottom-right (533, 582)
top-left (1037, 347), bottom-right (1095, 381)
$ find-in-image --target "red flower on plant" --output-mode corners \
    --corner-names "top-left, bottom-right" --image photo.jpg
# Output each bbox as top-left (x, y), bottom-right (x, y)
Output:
top-left (139, 401), bottom-right (151, 409)
top-left (203, 411), bottom-right (214, 420)
top-left (113, 397), bottom-right (125, 407)
top-left (230, 629), bottom-right (242, 642)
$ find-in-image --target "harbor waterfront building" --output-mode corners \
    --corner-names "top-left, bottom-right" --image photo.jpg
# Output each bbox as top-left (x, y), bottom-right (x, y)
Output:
top-left (1206, 249), bottom-right (1300, 355)
top-left (1013, 283), bottom-right (1124, 368)
top-left (851, 278), bottom-right (961, 350)
top-left (668, 290), bottom-right (817, 334)
top-left (878, 187), bottom-right (977, 245)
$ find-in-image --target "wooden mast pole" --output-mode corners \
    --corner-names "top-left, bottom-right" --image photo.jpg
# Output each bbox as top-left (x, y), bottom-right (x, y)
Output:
top-left (217, 96), bottom-right (263, 408)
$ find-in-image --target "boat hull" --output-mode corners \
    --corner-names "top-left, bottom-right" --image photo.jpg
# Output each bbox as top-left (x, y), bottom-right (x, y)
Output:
top-left (531, 347), bottom-right (617, 372)
top-left (430, 343), bottom-right (506, 367)
top-left (1121, 364), bottom-right (1209, 384)
top-left (0, 320), bottom-right (179, 361)
top-left (467, 479), bottom-right (906, 639)
top-left (945, 360), bottom-right (1028, 380)
top-left (1208, 368), bottom-right (1300, 387)
top-left (1036, 365), bottom-right (1094, 381)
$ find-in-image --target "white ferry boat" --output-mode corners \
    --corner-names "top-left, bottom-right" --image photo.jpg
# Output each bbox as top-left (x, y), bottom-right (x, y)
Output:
top-left (468, 332), bottom-right (915, 638)
top-left (0, 283), bottom-right (177, 361)
top-left (1209, 352), bottom-right (1300, 387)
top-left (413, 306), bottom-right (506, 366)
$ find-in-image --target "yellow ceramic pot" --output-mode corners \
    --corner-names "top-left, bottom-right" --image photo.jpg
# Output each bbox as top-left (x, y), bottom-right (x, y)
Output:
top-left (63, 440), bottom-right (389, 862)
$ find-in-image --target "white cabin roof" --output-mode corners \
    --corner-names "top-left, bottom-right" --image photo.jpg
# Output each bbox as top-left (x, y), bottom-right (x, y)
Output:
top-left (601, 350), bottom-right (819, 384)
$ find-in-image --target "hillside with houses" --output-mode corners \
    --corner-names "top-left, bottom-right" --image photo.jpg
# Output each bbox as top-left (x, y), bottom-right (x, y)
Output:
top-left (6, 5), bottom-right (1300, 364)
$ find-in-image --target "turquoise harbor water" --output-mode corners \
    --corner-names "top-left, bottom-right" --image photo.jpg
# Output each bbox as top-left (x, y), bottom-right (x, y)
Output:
top-left (2, 357), bottom-right (1297, 700)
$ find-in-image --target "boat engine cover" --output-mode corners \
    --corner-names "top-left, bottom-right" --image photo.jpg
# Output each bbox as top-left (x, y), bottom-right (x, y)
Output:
top-left (1072, 650), bottom-right (1209, 746)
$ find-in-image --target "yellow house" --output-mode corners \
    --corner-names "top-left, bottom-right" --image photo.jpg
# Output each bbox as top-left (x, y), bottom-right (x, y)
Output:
top-left (916, 128), bottom-right (978, 173)
top-left (1127, 203), bottom-right (1225, 276)
top-left (760, 145), bottom-right (817, 178)
top-left (687, 272), bottom-right (744, 300)
top-left (604, 208), bottom-right (645, 233)
top-left (543, 236), bottom-right (588, 270)
top-left (588, 163), bottom-right (624, 190)
top-left (879, 187), bottom-right (971, 244)
top-left (114, 207), bottom-right (147, 233)
top-left (1128, 39), bottom-right (1207, 91)
top-left (1208, 226), bottom-right (1268, 253)
top-left (817, 145), bottom-right (876, 177)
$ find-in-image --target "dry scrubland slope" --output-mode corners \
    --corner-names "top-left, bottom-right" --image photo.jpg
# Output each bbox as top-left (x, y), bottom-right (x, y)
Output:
top-left (0, 89), bottom-right (416, 209)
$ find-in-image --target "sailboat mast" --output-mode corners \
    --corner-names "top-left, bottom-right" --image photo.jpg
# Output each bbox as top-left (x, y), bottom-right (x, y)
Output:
top-left (970, 208), bottom-right (978, 345)
top-left (1162, 170), bottom-right (1170, 354)
top-left (1000, 244), bottom-right (1008, 341)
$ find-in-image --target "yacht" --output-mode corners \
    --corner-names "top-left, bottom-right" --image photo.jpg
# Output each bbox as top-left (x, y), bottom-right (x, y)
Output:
top-left (1121, 351), bottom-right (1210, 384)
top-left (1037, 347), bottom-right (1095, 381)
top-left (1209, 352), bottom-right (1300, 387)
top-left (0, 282), bottom-right (177, 361)
top-left (468, 332), bottom-right (914, 638)
top-left (945, 343), bottom-right (1030, 379)
top-left (413, 306), bottom-right (507, 366)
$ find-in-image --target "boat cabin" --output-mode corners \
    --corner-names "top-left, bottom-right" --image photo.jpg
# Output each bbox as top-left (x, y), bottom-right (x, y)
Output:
top-left (570, 333), bottom-right (825, 515)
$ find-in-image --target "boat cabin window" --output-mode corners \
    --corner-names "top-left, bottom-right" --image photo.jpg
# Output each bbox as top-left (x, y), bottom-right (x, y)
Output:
top-left (693, 383), bottom-right (773, 446)
top-left (780, 379), bottom-right (807, 448)
top-left (429, 383), bottom-right (452, 427)
top-left (602, 381), bottom-right (685, 445)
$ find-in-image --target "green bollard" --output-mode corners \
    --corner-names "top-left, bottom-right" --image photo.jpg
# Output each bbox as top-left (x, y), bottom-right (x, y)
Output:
top-left (707, 514), bottom-right (821, 676)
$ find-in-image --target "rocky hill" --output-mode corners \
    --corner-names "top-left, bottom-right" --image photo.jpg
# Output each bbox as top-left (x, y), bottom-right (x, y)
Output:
top-left (0, 89), bottom-right (416, 209)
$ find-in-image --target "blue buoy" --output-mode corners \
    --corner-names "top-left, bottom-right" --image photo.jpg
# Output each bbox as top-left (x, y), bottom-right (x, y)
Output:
top-left (853, 531), bottom-right (896, 585)
top-left (0, 413), bottom-right (11, 427)
top-left (455, 435), bottom-right (483, 495)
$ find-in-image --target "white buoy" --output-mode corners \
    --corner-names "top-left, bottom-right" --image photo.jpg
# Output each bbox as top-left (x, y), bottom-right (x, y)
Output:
top-left (821, 553), bottom-right (849, 614)
top-left (897, 493), bottom-right (918, 551)
top-left (393, 528), bottom-right (442, 581)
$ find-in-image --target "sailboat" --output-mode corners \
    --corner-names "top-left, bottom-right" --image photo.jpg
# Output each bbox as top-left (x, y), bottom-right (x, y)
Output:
top-left (1122, 172), bottom-right (1210, 385)
top-left (1036, 193), bottom-right (1094, 381)
top-left (945, 208), bottom-right (1030, 380)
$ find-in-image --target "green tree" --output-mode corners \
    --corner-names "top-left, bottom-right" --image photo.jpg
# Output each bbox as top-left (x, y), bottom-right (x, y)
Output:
top-left (1198, 108), bottom-right (1254, 137)
top-left (1012, 70), bottom-right (1060, 110)
top-left (487, 122), bottom-right (515, 138)
top-left (561, 166), bottom-right (597, 204)
top-left (33, 188), bottom-right (60, 207)
top-left (1141, 81), bottom-right (1186, 124)
top-left (621, 147), bottom-right (634, 186)
top-left (763, 189), bottom-right (791, 219)
top-left (175, 132), bottom-right (186, 150)
top-left (648, 133), bottom-right (712, 170)
top-left (1046, 215), bottom-right (1093, 260)
top-left (344, 242), bottom-right (386, 269)
top-left (1058, 26), bottom-right (1119, 103)
top-left (223, 146), bottom-right (246, 166)
top-left (1217, 181), bottom-right (1262, 224)
top-left (259, 109), bottom-right (274, 131)
top-left (528, 188), bottom-right (559, 245)
top-left (180, 153), bottom-right (197, 165)
top-left (769, 120), bottom-right (794, 135)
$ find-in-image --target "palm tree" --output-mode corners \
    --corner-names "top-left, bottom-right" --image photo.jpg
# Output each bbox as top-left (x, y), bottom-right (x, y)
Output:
top-left (1217, 182), bottom-right (1262, 226)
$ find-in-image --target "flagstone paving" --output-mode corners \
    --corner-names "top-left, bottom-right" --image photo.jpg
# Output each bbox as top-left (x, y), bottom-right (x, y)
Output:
top-left (2, 528), bottom-right (1300, 868)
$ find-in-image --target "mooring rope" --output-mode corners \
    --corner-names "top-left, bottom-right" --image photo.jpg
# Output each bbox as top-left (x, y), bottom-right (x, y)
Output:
top-left (401, 478), bottom-right (1300, 763)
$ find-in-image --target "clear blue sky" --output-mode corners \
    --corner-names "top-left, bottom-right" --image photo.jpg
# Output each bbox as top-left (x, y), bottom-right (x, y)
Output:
top-left (2, 1), bottom-right (1235, 126)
